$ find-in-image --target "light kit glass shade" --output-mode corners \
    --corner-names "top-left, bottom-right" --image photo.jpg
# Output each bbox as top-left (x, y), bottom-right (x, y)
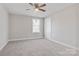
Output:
top-left (35, 8), bottom-right (39, 11)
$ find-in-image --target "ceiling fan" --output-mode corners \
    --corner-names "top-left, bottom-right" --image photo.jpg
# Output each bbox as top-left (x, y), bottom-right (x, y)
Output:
top-left (29, 3), bottom-right (46, 12)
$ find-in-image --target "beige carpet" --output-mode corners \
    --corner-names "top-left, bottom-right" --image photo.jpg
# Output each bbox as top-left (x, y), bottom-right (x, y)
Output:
top-left (0, 39), bottom-right (77, 56)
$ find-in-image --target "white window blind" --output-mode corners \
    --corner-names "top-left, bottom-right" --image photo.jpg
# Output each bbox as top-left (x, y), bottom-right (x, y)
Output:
top-left (32, 19), bottom-right (40, 33)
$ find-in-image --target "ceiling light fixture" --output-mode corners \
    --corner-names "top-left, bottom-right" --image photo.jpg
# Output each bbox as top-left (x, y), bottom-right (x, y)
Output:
top-left (29, 3), bottom-right (46, 12)
top-left (35, 8), bottom-right (39, 11)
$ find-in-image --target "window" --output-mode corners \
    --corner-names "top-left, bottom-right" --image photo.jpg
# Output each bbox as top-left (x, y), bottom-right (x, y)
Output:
top-left (32, 19), bottom-right (40, 33)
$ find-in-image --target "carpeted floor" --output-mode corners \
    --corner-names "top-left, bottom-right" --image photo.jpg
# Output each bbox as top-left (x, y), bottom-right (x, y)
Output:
top-left (0, 39), bottom-right (78, 56)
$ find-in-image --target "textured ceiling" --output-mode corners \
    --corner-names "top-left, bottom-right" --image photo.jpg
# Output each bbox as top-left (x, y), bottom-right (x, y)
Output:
top-left (2, 3), bottom-right (74, 18)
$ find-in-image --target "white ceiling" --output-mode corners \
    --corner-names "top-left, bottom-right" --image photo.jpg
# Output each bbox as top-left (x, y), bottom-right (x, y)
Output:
top-left (2, 3), bottom-right (74, 18)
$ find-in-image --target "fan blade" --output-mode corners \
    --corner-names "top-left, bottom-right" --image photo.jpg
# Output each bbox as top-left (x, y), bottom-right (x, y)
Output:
top-left (40, 4), bottom-right (46, 7)
top-left (34, 3), bottom-right (39, 8)
top-left (29, 3), bottom-right (33, 6)
top-left (39, 9), bottom-right (46, 12)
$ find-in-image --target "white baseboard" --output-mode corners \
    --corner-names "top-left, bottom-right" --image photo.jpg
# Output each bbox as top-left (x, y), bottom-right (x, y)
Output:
top-left (46, 39), bottom-right (78, 50)
top-left (9, 37), bottom-right (44, 42)
top-left (0, 40), bottom-right (8, 51)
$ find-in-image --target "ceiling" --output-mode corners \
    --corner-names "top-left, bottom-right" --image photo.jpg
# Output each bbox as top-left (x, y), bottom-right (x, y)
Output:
top-left (2, 3), bottom-right (74, 18)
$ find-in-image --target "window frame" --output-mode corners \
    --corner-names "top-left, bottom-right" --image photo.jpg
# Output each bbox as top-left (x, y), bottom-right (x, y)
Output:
top-left (32, 19), bottom-right (41, 33)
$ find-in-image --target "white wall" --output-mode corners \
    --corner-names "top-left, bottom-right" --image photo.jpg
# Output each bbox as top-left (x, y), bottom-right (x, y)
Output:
top-left (9, 14), bottom-right (44, 41)
top-left (45, 6), bottom-right (77, 48)
top-left (44, 17), bottom-right (52, 40)
top-left (0, 5), bottom-right (8, 50)
top-left (76, 5), bottom-right (79, 48)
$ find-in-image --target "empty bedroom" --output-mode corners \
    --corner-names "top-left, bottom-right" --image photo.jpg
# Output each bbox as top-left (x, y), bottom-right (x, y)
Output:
top-left (0, 3), bottom-right (79, 56)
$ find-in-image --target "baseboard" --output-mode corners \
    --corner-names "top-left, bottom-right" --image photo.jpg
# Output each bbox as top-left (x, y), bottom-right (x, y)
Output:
top-left (46, 39), bottom-right (78, 50)
top-left (9, 37), bottom-right (44, 42)
top-left (0, 40), bottom-right (8, 51)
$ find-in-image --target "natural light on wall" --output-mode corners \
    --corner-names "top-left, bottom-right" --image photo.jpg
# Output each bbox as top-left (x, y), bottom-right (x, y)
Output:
top-left (32, 19), bottom-right (40, 33)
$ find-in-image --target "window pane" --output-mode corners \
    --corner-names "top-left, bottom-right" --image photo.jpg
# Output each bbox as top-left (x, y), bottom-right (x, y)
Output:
top-left (32, 19), bottom-right (40, 33)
